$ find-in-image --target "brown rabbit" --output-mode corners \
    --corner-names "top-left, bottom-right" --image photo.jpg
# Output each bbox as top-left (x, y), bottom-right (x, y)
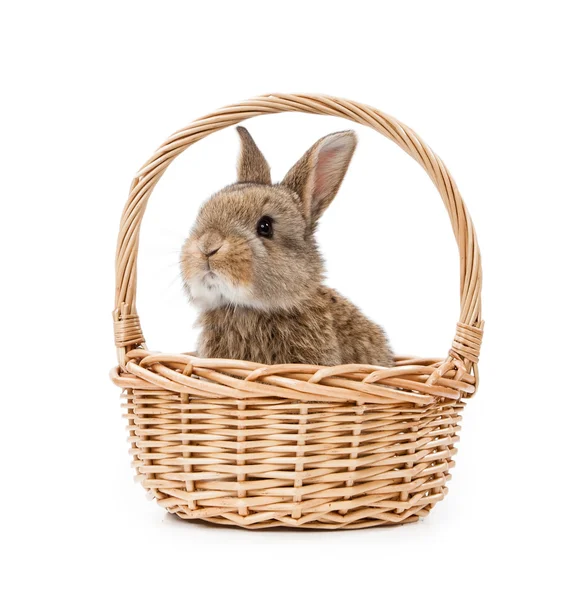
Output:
top-left (180, 126), bottom-right (394, 366)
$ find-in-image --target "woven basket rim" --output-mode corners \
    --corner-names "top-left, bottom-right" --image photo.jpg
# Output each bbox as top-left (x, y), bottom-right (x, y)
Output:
top-left (111, 349), bottom-right (480, 406)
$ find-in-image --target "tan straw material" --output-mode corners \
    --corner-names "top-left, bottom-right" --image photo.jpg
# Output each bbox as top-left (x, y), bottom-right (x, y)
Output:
top-left (111, 94), bottom-right (483, 529)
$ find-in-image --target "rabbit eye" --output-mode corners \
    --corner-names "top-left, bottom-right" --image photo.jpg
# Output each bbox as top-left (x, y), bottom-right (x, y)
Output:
top-left (256, 216), bottom-right (273, 238)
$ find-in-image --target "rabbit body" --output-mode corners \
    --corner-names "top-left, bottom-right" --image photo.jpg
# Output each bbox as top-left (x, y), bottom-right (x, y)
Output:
top-left (198, 286), bottom-right (392, 366)
top-left (181, 127), bottom-right (393, 367)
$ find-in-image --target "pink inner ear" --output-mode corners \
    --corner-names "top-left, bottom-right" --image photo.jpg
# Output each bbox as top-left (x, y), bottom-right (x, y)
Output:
top-left (314, 144), bottom-right (346, 201)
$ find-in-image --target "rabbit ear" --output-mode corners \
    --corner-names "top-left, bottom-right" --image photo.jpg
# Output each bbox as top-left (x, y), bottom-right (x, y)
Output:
top-left (236, 126), bottom-right (271, 185)
top-left (282, 130), bottom-right (357, 226)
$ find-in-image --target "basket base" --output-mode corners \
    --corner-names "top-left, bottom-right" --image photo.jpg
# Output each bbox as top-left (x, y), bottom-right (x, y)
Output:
top-left (162, 495), bottom-right (442, 529)
top-left (180, 513), bottom-right (425, 530)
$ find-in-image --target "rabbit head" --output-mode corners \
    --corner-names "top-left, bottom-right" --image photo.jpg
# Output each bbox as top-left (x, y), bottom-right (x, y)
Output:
top-left (181, 126), bottom-right (357, 312)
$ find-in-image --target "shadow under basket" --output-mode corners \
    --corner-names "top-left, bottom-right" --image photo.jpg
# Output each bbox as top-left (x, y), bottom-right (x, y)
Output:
top-left (111, 93), bottom-right (484, 530)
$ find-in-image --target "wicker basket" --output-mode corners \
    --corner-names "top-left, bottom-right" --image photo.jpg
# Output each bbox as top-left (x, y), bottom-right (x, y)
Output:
top-left (111, 93), bottom-right (483, 529)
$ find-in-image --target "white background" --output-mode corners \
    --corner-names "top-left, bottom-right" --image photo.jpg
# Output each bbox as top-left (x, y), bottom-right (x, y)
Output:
top-left (1, 1), bottom-right (585, 598)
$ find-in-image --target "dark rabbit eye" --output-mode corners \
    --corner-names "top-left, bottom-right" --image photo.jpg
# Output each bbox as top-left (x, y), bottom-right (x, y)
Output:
top-left (256, 216), bottom-right (273, 238)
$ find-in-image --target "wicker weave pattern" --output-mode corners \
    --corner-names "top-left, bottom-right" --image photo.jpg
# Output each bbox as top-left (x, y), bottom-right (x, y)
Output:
top-left (112, 94), bottom-right (483, 529)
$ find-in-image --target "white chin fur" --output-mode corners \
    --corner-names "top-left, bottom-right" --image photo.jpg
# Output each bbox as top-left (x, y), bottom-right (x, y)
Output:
top-left (187, 273), bottom-right (261, 310)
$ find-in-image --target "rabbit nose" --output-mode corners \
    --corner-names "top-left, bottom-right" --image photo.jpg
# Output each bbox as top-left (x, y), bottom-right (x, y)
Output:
top-left (204, 246), bottom-right (221, 258)
top-left (197, 231), bottom-right (224, 257)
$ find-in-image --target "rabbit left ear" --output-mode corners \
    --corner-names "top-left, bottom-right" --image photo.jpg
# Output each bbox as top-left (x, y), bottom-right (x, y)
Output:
top-left (282, 130), bottom-right (357, 227)
top-left (236, 127), bottom-right (271, 185)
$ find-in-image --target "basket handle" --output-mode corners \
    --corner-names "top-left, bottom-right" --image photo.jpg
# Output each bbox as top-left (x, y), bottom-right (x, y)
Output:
top-left (114, 93), bottom-right (483, 374)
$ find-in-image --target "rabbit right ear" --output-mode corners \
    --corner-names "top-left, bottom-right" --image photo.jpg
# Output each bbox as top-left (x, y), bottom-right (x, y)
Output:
top-left (236, 126), bottom-right (271, 185)
top-left (282, 130), bottom-right (357, 228)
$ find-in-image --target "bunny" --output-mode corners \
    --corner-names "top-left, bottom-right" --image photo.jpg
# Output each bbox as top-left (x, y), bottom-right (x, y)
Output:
top-left (180, 126), bottom-right (394, 366)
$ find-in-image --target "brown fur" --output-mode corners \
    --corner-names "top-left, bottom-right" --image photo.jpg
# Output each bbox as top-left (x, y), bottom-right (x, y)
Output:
top-left (180, 127), bottom-right (394, 367)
